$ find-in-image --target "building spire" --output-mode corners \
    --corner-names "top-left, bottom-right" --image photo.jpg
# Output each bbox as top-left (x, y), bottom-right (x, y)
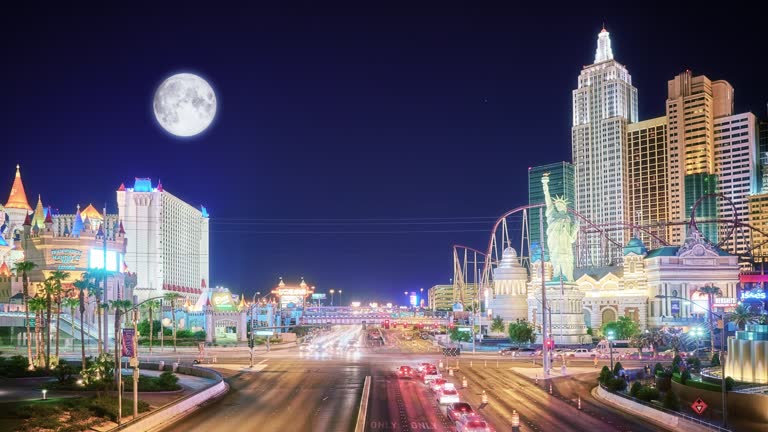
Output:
top-left (5, 164), bottom-right (32, 211)
top-left (594, 26), bottom-right (614, 63)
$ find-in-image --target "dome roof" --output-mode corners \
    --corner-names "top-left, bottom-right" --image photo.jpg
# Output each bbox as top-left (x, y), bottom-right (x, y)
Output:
top-left (623, 236), bottom-right (648, 256)
top-left (494, 247), bottom-right (527, 280)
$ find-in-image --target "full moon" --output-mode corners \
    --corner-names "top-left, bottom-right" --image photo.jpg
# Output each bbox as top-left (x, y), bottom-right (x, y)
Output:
top-left (153, 73), bottom-right (217, 137)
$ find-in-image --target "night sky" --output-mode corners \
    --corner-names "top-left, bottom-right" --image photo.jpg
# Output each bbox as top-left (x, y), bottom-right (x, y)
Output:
top-left (3, 5), bottom-right (766, 304)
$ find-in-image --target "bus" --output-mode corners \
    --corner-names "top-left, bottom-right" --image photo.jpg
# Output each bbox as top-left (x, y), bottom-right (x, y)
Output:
top-left (596, 339), bottom-right (636, 358)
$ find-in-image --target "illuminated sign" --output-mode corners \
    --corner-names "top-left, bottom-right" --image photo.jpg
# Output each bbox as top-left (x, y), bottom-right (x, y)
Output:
top-left (89, 249), bottom-right (124, 272)
top-left (741, 291), bottom-right (766, 300)
top-left (51, 248), bottom-right (83, 269)
top-left (409, 292), bottom-right (417, 307)
top-left (714, 297), bottom-right (738, 306)
top-left (311, 293), bottom-right (326, 300)
top-left (275, 288), bottom-right (308, 297)
top-left (351, 301), bottom-right (361, 307)
top-left (211, 292), bottom-right (236, 311)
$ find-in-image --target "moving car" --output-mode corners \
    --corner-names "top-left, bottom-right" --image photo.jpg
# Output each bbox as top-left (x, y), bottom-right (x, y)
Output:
top-left (446, 402), bottom-right (475, 422)
top-left (456, 414), bottom-right (494, 432)
top-left (417, 363), bottom-right (435, 372)
top-left (437, 386), bottom-right (460, 405)
top-left (563, 348), bottom-right (598, 358)
top-left (397, 366), bottom-right (415, 378)
top-left (421, 367), bottom-right (441, 383)
top-left (687, 348), bottom-right (714, 359)
top-left (498, 347), bottom-right (519, 356)
top-left (429, 378), bottom-right (448, 393)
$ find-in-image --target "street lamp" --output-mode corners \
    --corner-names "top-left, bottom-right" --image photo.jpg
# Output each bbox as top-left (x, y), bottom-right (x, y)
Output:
top-left (339, 289), bottom-right (343, 307)
top-left (655, 294), bottom-right (728, 428)
top-left (329, 289), bottom-right (335, 307)
top-left (606, 330), bottom-right (615, 373)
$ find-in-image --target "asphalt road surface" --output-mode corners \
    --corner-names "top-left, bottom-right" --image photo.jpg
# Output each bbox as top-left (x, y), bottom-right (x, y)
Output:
top-left (158, 327), bottom-right (668, 432)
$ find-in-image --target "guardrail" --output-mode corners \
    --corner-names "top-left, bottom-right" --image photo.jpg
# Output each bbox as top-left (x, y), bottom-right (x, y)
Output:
top-left (598, 383), bottom-right (730, 431)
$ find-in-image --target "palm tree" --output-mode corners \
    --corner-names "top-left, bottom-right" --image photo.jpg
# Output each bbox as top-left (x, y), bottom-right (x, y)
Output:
top-left (694, 284), bottom-right (723, 351)
top-left (13, 260), bottom-right (37, 370)
top-left (48, 270), bottom-right (71, 361)
top-left (142, 300), bottom-right (160, 353)
top-left (41, 279), bottom-right (57, 369)
top-left (663, 327), bottom-right (684, 355)
top-left (728, 305), bottom-right (757, 331)
top-left (88, 282), bottom-right (104, 355)
top-left (490, 315), bottom-right (505, 333)
top-left (28, 295), bottom-right (46, 367)
top-left (164, 293), bottom-right (182, 352)
top-left (110, 299), bottom-right (133, 390)
top-left (62, 295), bottom-right (79, 352)
top-left (72, 278), bottom-right (89, 372)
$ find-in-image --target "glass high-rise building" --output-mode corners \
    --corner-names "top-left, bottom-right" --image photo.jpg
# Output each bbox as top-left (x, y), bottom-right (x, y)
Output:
top-left (685, 173), bottom-right (719, 242)
top-left (528, 162), bottom-right (575, 251)
top-left (572, 27), bottom-right (638, 265)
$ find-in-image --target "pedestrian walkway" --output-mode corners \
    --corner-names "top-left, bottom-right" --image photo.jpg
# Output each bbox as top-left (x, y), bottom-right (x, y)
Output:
top-left (509, 365), bottom-right (599, 380)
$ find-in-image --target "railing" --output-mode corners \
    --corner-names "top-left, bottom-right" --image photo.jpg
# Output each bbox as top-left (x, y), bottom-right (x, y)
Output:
top-left (733, 385), bottom-right (768, 394)
top-left (599, 382), bottom-right (731, 431)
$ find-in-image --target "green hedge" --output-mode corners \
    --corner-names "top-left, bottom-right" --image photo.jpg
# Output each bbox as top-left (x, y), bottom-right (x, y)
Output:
top-left (672, 373), bottom-right (722, 392)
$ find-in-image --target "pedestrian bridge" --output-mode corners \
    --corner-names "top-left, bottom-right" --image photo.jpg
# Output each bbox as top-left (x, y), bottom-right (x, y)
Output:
top-left (298, 307), bottom-right (447, 326)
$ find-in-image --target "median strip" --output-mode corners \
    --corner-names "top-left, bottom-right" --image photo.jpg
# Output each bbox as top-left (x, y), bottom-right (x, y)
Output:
top-left (355, 376), bottom-right (372, 432)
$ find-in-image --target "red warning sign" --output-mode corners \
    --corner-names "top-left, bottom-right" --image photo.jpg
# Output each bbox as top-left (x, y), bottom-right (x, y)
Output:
top-left (691, 397), bottom-right (708, 415)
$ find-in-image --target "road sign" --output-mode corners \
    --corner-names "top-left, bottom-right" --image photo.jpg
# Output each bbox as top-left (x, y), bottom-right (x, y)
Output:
top-left (458, 327), bottom-right (471, 332)
top-left (691, 397), bottom-right (708, 415)
top-left (255, 330), bottom-right (274, 336)
top-left (26, 318), bottom-right (36, 327)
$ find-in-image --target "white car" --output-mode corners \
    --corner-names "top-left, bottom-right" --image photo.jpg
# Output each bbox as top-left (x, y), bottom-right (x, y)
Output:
top-left (437, 384), bottom-right (460, 405)
top-left (456, 414), bottom-right (494, 432)
top-left (429, 378), bottom-right (448, 393)
top-left (421, 368), bottom-right (441, 383)
top-left (564, 348), bottom-right (597, 358)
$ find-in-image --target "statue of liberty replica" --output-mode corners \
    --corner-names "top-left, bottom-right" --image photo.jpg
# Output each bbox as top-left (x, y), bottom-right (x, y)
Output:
top-left (528, 173), bottom-right (587, 345)
top-left (541, 172), bottom-right (578, 282)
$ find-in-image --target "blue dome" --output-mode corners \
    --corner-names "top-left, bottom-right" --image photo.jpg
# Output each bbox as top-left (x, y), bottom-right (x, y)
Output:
top-left (623, 237), bottom-right (647, 256)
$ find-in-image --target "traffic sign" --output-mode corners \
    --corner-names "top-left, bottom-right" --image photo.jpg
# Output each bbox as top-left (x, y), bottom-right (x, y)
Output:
top-left (691, 397), bottom-right (708, 415)
top-left (255, 330), bottom-right (274, 336)
top-left (458, 327), bottom-right (471, 332)
top-left (25, 318), bottom-right (36, 327)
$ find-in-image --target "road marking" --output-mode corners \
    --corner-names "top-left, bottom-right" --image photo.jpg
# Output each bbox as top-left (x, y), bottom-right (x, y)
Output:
top-left (355, 376), bottom-right (372, 432)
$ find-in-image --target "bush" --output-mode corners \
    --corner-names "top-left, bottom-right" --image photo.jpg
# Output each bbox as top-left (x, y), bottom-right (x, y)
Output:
top-left (629, 381), bottom-right (642, 397)
top-left (680, 369), bottom-right (691, 385)
top-left (653, 363), bottom-right (664, 375)
top-left (711, 353), bottom-right (721, 367)
top-left (662, 390), bottom-right (680, 411)
top-left (725, 376), bottom-right (735, 391)
top-left (685, 357), bottom-right (701, 371)
top-left (122, 371), bottom-right (181, 392)
top-left (53, 360), bottom-right (77, 384)
top-left (599, 365), bottom-right (612, 384)
top-left (656, 373), bottom-right (672, 392)
top-left (607, 377), bottom-right (628, 392)
top-left (158, 371), bottom-right (180, 388)
top-left (613, 361), bottom-right (624, 376)
top-left (636, 386), bottom-right (660, 402)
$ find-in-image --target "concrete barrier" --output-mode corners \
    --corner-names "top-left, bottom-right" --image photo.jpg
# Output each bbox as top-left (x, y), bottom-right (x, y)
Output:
top-left (112, 363), bottom-right (228, 432)
top-left (594, 386), bottom-right (713, 432)
top-left (354, 376), bottom-right (371, 432)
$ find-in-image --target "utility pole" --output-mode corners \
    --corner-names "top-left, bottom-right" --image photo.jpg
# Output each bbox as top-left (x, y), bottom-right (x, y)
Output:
top-left (103, 204), bottom-right (109, 354)
top-left (540, 207), bottom-right (550, 378)
top-left (132, 294), bottom-right (139, 420)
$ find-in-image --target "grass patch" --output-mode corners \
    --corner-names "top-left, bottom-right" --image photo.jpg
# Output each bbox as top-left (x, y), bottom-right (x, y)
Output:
top-left (123, 371), bottom-right (181, 392)
top-left (5, 395), bottom-right (151, 431)
top-left (672, 373), bottom-right (723, 392)
top-left (0, 355), bottom-right (51, 378)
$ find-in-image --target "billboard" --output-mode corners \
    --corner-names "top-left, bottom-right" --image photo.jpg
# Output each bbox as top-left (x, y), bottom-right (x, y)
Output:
top-left (211, 292), bottom-right (236, 311)
top-left (311, 293), bottom-right (327, 300)
top-left (50, 248), bottom-right (84, 270)
top-left (89, 249), bottom-right (124, 273)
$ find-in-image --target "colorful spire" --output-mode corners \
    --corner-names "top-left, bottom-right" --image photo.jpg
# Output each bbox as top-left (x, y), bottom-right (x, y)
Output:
top-left (0, 261), bottom-right (10, 277)
top-left (117, 182), bottom-right (126, 192)
top-left (72, 206), bottom-right (84, 236)
top-left (201, 278), bottom-right (207, 288)
top-left (23, 213), bottom-right (31, 226)
top-left (44, 206), bottom-right (53, 225)
top-left (32, 195), bottom-right (45, 228)
top-left (157, 180), bottom-right (163, 192)
top-left (118, 220), bottom-right (125, 235)
top-left (80, 204), bottom-right (103, 221)
top-left (5, 165), bottom-right (32, 211)
top-left (96, 223), bottom-right (104, 238)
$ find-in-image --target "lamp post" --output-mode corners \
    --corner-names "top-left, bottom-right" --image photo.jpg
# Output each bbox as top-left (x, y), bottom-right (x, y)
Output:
top-left (249, 292), bottom-right (261, 368)
top-left (339, 289), bottom-right (343, 307)
top-left (655, 294), bottom-right (728, 428)
top-left (606, 330), bottom-right (615, 373)
top-left (330, 289), bottom-right (335, 307)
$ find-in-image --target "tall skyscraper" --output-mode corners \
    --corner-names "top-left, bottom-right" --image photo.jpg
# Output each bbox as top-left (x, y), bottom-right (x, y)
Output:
top-left (666, 71), bottom-right (734, 245)
top-left (714, 112), bottom-right (759, 254)
top-left (116, 178), bottom-right (209, 303)
top-left (572, 27), bottom-right (638, 265)
top-left (528, 162), bottom-right (575, 250)
top-left (625, 117), bottom-right (668, 246)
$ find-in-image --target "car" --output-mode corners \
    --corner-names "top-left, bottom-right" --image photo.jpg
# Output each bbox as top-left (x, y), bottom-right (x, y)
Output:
top-left (429, 378), bottom-right (448, 393)
top-left (658, 349), bottom-right (686, 359)
top-left (417, 362), bottom-right (435, 372)
top-left (455, 414), bottom-right (494, 432)
top-left (626, 351), bottom-right (656, 360)
top-left (446, 402), bottom-right (475, 422)
top-left (516, 347), bottom-right (539, 357)
top-left (563, 348), bottom-right (598, 358)
top-left (397, 366), bottom-right (415, 378)
top-left (687, 348), bottom-right (714, 359)
top-left (499, 347), bottom-right (519, 356)
top-left (421, 367), bottom-right (441, 383)
top-left (437, 387), bottom-right (460, 405)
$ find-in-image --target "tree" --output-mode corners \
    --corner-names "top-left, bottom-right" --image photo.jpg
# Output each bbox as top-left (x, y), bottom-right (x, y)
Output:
top-left (164, 293), bottom-right (183, 352)
top-left (13, 260), bottom-right (37, 370)
top-left (631, 328), bottom-right (665, 357)
top-left (693, 284), bottom-right (722, 351)
top-left (449, 326), bottom-right (471, 343)
top-left (728, 305), bottom-right (757, 331)
top-left (109, 299), bottom-right (133, 390)
top-left (48, 270), bottom-right (71, 361)
top-left (601, 316), bottom-right (641, 340)
top-left (490, 315), bottom-right (505, 333)
top-left (28, 296), bottom-right (46, 367)
top-left (72, 278), bottom-right (89, 372)
top-left (662, 327), bottom-right (684, 355)
top-left (142, 300), bottom-right (160, 353)
top-left (41, 279), bottom-right (56, 370)
top-left (507, 319), bottom-right (536, 346)
top-left (86, 277), bottom-right (104, 356)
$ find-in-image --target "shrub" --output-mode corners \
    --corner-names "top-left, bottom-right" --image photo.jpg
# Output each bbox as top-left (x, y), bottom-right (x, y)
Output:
top-left (653, 363), bottom-right (664, 375)
top-left (662, 390), bottom-right (680, 411)
top-left (636, 386), bottom-right (660, 402)
top-left (613, 361), bottom-right (624, 376)
top-left (607, 377), bottom-right (628, 392)
top-left (629, 381), bottom-right (642, 397)
top-left (710, 353), bottom-right (721, 367)
top-left (53, 360), bottom-right (77, 384)
top-left (680, 369), bottom-right (691, 385)
top-left (656, 374), bottom-right (672, 392)
top-left (599, 365), bottom-right (612, 384)
top-left (685, 357), bottom-right (701, 371)
top-left (158, 371), bottom-right (180, 388)
top-left (725, 376), bottom-right (735, 391)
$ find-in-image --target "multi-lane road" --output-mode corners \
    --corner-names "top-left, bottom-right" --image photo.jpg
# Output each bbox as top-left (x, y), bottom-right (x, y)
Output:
top-left (158, 327), bottom-right (666, 432)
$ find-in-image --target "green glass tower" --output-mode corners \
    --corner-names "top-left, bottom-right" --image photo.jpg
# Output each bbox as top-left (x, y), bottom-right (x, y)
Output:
top-left (685, 173), bottom-right (718, 242)
top-left (528, 162), bottom-right (575, 252)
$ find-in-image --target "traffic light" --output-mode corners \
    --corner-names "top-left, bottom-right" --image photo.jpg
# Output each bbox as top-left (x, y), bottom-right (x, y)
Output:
top-left (248, 337), bottom-right (254, 349)
top-left (545, 338), bottom-right (555, 350)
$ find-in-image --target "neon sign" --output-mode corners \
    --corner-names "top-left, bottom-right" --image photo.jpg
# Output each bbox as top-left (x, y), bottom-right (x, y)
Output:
top-left (51, 248), bottom-right (83, 269)
top-left (741, 291), bottom-right (766, 300)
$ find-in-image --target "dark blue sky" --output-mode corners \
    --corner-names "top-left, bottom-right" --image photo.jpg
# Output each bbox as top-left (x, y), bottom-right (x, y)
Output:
top-left (3, 4), bottom-right (766, 303)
